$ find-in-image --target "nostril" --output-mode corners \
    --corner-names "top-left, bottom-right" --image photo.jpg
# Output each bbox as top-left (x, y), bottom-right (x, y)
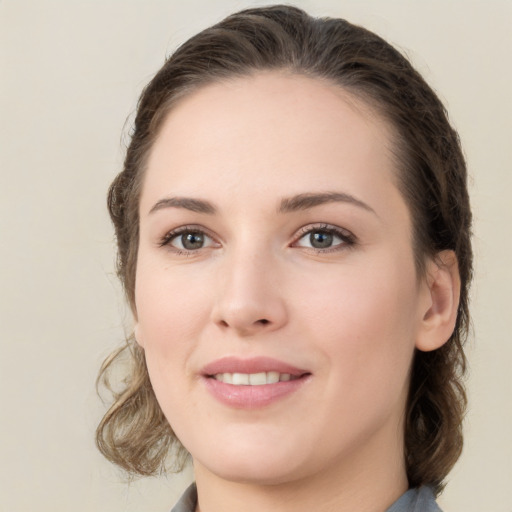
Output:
top-left (257, 319), bottom-right (270, 325)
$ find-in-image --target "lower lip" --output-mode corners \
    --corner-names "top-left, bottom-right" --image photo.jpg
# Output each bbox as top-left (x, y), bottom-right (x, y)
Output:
top-left (203, 376), bottom-right (310, 408)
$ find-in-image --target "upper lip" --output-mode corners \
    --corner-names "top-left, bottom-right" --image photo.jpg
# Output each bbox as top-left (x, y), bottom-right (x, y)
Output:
top-left (201, 356), bottom-right (309, 377)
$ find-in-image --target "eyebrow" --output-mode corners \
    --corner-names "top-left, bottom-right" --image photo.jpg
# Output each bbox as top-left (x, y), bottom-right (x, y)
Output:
top-left (279, 192), bottom-right (376, 215)
top-left (148, 191), bottom-right (376, 217)
top-left (149, 197), bottom-right (216, 215)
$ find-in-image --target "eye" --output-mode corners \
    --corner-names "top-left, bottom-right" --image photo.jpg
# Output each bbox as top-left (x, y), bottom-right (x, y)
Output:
top-left (161, 227), bottom-right (217, 252)
top-left (293, 225), bottom-right (355, 251)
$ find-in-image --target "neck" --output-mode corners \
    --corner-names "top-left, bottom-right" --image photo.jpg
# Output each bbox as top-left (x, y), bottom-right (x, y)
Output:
top-left (193, 422), bottom-right (408, 512)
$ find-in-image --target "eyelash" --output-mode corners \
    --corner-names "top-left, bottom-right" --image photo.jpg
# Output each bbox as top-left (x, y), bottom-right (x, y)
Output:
top-left (158, 225), bottom-right (217, 255)
top-left (159, 223), bottom-right (357, 255)
top-left (292, 223), bottom-right (356, 253)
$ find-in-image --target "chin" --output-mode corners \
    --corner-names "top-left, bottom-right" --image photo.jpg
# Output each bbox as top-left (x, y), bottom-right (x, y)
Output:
top-left (188, 432), bottom-right (314, 485)
top-left (200, 457), bottom-right (307, 486)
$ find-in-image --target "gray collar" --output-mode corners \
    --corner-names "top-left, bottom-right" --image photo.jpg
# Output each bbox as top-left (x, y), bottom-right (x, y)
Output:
top-left (171, 483), bottom-right (442, 512)
top-left (385, 486), bottom-right (442, 512)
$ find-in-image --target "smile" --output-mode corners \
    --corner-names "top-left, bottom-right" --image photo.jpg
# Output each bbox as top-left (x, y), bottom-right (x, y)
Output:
top-left (202, 357), bottom-right (311, 408)
top-left (212, 372), bottom-right (298, 385)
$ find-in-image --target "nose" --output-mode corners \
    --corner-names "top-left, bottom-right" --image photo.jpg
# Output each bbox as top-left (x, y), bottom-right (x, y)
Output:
top-left (211, 249), bottom-right (288, 337)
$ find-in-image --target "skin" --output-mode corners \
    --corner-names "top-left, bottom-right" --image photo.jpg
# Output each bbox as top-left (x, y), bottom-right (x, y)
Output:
top-left (134, 72), bottom-right (459, 512)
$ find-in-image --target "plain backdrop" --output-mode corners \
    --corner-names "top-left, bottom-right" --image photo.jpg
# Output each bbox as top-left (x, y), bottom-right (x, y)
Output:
top-left (1, 1), bottom-right (511, 511)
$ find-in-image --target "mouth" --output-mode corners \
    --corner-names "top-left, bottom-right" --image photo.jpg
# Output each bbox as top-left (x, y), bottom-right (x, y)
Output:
top-left (210, 371), bottom-right (301, 385)
top-left (201, 357), bottom-right (311, 408)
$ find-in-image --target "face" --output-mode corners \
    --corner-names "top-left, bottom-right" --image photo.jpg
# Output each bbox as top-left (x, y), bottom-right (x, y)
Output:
top-left (135, 72), bottom-right (432, 486)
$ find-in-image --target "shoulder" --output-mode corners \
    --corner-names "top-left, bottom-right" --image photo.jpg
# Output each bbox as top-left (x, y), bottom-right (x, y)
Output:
top-left (171, 483), bottom-right (442, 512)
top-left (170, 483), bottom-right (197, 512)
top-left (386, 486), bottom-right (443, 512)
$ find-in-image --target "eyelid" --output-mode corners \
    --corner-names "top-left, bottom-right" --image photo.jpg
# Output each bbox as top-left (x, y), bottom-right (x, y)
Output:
top-left (159, 224), bottom-right (221, 250)
top-left (157, 223), bottom-right (356, 254)
top-left (291, 223), bottom-right (357, 251)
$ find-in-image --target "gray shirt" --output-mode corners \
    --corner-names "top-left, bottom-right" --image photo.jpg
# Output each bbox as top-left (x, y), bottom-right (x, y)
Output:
top-left (170, 483), bottom-right (442, 512)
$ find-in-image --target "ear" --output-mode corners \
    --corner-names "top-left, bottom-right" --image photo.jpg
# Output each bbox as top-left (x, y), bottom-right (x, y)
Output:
top-left (133, 322), bottom-right (144, 348)
top-left (415, 250), bottom-right (461, 352)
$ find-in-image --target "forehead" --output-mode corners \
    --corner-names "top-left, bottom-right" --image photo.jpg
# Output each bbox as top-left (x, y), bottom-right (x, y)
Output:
top-left (141, 72), bottom-right (400, 216)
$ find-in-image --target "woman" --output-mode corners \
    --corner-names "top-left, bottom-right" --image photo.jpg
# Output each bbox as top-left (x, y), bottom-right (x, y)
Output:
top-left (97, 5), bottom-right (472, 511)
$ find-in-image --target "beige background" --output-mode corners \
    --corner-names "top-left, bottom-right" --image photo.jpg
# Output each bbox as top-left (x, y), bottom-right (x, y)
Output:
top-left (1, 1), bottom-right (511, 511)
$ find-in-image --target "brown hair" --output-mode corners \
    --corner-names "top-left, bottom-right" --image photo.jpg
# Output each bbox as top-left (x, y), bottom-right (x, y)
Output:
top-left (97, 5), bottom-right (472, 493)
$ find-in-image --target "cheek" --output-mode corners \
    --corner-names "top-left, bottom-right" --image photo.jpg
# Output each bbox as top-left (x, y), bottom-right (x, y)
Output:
top-left (296, 255), bottom-right (419, 393)
top-left (133, 266), bottom-right (214, 409)
top-left (134, 270), bottom-right (209, 423)
top-left (135, 262), bottom-right (210, 347)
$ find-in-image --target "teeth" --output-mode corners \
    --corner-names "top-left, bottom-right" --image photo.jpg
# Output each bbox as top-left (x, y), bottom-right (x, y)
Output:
top-left (213, 372), bottom-right (295, 385)
top-left (249, 372), bottom-right (266, 385)
top-left (267, 371), bottom-right (280, 384)
top-left (232, 373), bottom-right (249, 385)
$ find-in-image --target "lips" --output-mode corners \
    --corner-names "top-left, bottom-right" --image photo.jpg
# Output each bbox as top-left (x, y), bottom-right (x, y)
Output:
top-left (213, 371), bottom-right (297, 385)
top-left (202, 356), bottom-right (307, 376)
top-left (201, 357), bottom-right (311, 408)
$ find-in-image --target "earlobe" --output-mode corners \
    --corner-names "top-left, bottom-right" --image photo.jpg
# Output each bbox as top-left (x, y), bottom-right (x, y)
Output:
top-left (415, 250), bottom-right (461, 352)
top-left (133, 323), bottom-right (144, 348)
